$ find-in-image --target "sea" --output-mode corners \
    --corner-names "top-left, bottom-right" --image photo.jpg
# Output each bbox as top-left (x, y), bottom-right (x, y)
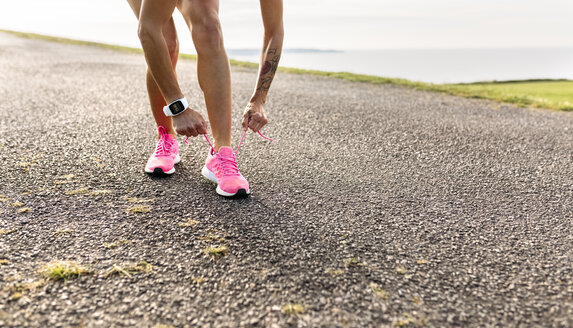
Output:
top-left (226, 48), bottom-right (573, 84)
top-left (1, 0), bottom-right (572, 84)
top-left (4, 29), bottom-right (572, 84)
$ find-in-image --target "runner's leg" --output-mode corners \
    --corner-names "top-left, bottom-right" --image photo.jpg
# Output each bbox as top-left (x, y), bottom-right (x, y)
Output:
top-left (178, 0), bottom-right (232, 151)
top-left (127, 0), bottom-right (179, 137)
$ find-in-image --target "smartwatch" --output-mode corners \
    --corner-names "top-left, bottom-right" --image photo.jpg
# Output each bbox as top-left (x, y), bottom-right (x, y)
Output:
top-left (163, 97), bottom-right (189, 117)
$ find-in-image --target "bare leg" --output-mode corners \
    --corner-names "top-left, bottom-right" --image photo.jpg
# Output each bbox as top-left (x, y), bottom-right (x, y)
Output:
top-left (126, 0), bottom-right (180, 137)
top-left (178, 0), bottom-right (232, 151)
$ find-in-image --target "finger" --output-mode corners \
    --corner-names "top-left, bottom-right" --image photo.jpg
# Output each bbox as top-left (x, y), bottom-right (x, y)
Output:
top-left (247, 113), bottom-right (259, 129)
top-left (242, 113), bottom-right (251, 130)
top-left (259, 117), bottom-right (268, 130)
top-left (196, 124), bottom-right (207, 135)
top-left (202, 118), bottom-right (209, 133)
top-left (250, 115), bottom-right (268, 132)
top-left (248, 120), bottom-right (260, 132)
top-left (189, 127), bottom-right (198, 137)
top-left (255, 122), bottom-right (266, 132)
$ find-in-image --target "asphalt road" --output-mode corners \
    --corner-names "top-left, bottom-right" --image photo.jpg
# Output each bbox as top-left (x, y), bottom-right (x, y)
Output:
top-left (0, 32), bottom-right (572, 327)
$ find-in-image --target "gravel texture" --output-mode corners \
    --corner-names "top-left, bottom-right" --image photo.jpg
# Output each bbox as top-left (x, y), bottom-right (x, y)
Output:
top-left (0, 32), bottom-right (572, 328)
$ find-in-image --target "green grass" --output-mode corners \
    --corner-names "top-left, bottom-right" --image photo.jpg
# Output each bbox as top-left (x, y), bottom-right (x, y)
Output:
top-left (344, 257), bottom-right (364, 268)
top-left (103, 239), bottom-right (132, 249)
top-left (178, 219), bottom-right (200, 227)
top-left (103, 261), bottom-right (153, 278)
top-left (281, 303), bottom-right (305, 315)
top-left (325, 268), bottom-right (345, 276)
top-left (0, 29), bottom-right (145, 55)
top-left (436, 80), bottom-right (573, 111)
top-left (38, 260), bottom-right (92, 281)
top-left (126, 205), bottom-right (151, 214)
top-left (1, 29), bottom-right (571, 111)
top-left (203, 245), bottom-right (228, 259)
top-left (370, 283), bottom-right (390, 300)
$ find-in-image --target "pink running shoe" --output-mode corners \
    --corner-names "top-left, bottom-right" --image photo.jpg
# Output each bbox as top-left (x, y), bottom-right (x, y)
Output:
top-left (144, 126), bottom-right (180, 175)
top-left (202, 147), bottom-right (249, 197)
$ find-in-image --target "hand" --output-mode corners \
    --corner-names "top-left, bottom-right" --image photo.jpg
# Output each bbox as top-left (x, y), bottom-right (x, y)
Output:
top-left (242, 101), bottom-right (268, 132)
top-left (172, 108), bottom-right (208, 137)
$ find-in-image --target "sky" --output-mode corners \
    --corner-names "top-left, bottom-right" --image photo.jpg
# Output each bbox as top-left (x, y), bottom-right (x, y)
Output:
top-left (0, 0), bottom-right (572, 50)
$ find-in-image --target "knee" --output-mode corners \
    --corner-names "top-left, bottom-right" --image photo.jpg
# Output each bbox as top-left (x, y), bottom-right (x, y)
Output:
top-left (137, 22), bottom-right (156, 46)
top-left (138, 22), bottom-right (178, 59)
top-left (190, 14), bottom-right (224, 53)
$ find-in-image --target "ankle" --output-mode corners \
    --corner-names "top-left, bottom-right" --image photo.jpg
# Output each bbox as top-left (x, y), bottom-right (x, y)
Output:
top-left (212, 137), bottom-right (231, 153)
top-left (157, 129), bottom-right (177, 139)
top-left (213, 144), bottom-right (231, 153)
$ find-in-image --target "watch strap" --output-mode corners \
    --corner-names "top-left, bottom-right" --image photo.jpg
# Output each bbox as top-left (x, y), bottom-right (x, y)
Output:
top-left (163, 97), bottom-right (189, 117)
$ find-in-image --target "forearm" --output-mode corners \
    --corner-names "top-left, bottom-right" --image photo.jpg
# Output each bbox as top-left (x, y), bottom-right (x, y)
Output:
top-left (139, 26), bottom-right (182, 103)
top-left (251, 0), bottom-right (284, 105)
top-left (250, 30), bottom-right (284, 104)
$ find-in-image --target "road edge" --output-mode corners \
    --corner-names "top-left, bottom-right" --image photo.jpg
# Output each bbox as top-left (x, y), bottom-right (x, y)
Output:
top-left (1, 29), bottom-right (571, 112)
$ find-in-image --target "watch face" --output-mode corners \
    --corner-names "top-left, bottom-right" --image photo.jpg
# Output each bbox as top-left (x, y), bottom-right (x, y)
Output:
top-left (170, 101), bottom-right (186, 115)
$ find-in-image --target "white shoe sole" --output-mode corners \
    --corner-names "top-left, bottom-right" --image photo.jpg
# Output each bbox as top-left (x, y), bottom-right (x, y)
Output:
top-left (201, 165), bottom-right (250, 197)
top-left (144, 154), bottom-right (180, 175)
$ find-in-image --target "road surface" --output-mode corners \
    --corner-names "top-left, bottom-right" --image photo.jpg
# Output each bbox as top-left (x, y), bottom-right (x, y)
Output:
top-left (0, 32), bottom-right (572, 327)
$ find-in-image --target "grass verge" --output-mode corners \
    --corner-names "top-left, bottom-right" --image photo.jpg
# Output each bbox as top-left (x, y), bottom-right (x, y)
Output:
top-left (1, 29), bottom-right (571, 111)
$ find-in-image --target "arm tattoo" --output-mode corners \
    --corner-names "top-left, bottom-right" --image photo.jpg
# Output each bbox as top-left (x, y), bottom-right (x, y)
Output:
top-left (257, 48), bottom-right (281, 92)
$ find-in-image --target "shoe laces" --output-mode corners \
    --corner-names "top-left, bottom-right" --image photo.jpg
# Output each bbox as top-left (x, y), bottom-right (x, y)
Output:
top-left (185, 129), bottom-right (277, 155)
top-left (216, 150), bottom-right (240, 176)
top-left (155, 133), bottom-right (175, 156)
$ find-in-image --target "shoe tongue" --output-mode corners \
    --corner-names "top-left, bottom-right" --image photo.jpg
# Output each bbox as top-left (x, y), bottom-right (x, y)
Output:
top-left (157, 126), bottom-right (176, 142)
top-left (217, 147), bottom-right (234, 157)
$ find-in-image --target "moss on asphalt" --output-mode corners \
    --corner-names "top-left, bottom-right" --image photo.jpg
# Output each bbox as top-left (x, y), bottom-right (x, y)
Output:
top-left (38, 260), bottom-right (92, 281)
